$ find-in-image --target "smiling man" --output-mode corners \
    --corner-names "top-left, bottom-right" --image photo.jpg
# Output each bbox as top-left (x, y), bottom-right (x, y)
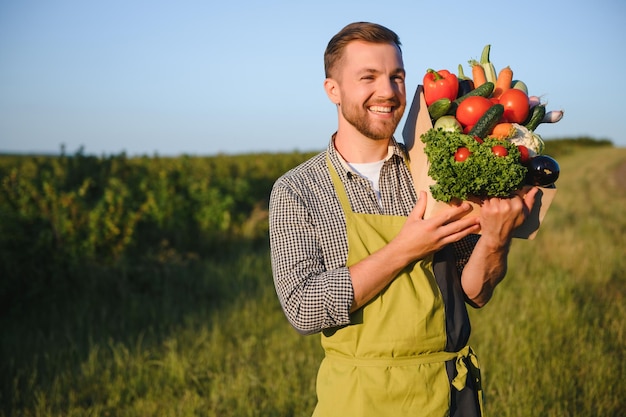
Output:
top-left (326, 39), bottom-right (406, 146)
top-left (269, 22), bottom-right (536, 417)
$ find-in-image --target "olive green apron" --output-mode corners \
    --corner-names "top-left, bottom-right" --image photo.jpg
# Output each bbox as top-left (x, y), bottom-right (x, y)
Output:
top-left (312, 156), bottom-right (482, 417)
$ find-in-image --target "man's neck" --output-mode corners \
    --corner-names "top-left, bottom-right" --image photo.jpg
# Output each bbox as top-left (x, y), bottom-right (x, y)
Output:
top-left (334, 132), bottom-right (391, 163)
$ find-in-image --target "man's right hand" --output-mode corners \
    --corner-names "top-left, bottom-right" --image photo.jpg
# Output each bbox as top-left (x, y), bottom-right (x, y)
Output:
top-left (391, 191), bottom-right (481, 265)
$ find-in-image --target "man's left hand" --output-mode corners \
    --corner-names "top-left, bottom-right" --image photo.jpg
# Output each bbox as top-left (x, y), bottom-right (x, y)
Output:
top-left (476, 186), bottom-right (539, 245)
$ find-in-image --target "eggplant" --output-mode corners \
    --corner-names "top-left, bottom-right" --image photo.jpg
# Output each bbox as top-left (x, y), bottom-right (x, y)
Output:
top-left (525, 155), bottom-right (560, 186)
top-left (457, 79), bottom-right (474, 98)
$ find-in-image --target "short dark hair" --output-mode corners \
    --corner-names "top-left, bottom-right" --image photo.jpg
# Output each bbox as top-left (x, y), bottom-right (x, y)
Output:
top-left (324, 22), bottom-right (402, 78)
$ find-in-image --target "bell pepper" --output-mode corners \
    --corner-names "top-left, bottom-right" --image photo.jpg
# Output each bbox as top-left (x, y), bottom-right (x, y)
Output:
top-left (422, 69), bottom-right (459, 106)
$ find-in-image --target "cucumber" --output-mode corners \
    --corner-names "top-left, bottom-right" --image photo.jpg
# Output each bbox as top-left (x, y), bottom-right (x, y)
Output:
top-left (447, 82), bottom-right (494, 115)
top-left (468, 104), bottom-right (504, 139)
top-left (454, 82), bottom-right (494, 103)
top-left (427, 98), bottom-right (451, 120)
top-left (524, 104), bottom-right (546, 131)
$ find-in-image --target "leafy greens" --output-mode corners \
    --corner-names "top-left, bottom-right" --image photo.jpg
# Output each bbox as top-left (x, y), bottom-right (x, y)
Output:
top-left (421, 128), bottom-right (527, 202)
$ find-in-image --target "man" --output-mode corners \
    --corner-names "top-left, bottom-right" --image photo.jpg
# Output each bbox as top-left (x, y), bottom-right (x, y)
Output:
top-left (269, 22), bottom-right (537, 417)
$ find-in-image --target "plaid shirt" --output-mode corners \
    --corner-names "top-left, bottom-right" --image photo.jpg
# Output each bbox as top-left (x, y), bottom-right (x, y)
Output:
top-left (269, 137), bottom-right (477, 335)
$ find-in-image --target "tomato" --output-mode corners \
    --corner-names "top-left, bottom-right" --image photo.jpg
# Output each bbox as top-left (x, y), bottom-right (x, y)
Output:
top-left (455, 96), bottom-right (492, 127)
top-left (454, 147), bottom-right (471, 162)
top-left (491, 145), bottom-right (508, 157)
top-left (517, 145), bottom-right (531, 164)
top-left (463, 124), bottom-right (474, 134)
top-left (499, 89), bottom-right (530, 123)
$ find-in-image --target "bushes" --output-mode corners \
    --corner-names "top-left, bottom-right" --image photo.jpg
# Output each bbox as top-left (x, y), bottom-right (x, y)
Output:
top-left (1, 150), bottom-right (314, 263)
top-left (542, 136), bottom-right (613, 157)
top-left (0, 149), bottom-right (317, 315)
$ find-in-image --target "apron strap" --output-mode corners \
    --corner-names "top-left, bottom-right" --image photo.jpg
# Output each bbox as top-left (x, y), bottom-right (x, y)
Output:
top-left (326, 153), bottom-right (352, 214)
top-left (325, 345), bottom-right (484, 413)
top-left (452, 346), bottom-right (484, 416)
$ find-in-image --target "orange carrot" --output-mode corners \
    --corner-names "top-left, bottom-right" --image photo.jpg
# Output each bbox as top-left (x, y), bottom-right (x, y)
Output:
top-left (492, 66), bottom-right (513, 99)
top-left (490, 122), bottom-right (516, 139)
top-left (468, 60), bottom-right (486, 87)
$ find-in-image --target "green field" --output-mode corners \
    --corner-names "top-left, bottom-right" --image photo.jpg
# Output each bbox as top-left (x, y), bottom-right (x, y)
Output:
top-left (1, 142), bottom-right (624, 416)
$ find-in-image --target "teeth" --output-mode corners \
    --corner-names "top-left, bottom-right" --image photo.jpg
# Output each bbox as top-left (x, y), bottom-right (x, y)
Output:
top-left (369, 106), bottom-right (392, 113)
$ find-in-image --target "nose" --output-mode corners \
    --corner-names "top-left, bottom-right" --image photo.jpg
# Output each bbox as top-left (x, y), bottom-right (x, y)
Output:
top-left (376, 75), bottom-right (404, 102)
top-left (376, 77), bottom-right (396, 99)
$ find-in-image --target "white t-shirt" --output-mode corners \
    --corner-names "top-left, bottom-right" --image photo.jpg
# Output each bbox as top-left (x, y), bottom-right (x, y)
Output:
top-left (348, 159), bottom-right (385, 205)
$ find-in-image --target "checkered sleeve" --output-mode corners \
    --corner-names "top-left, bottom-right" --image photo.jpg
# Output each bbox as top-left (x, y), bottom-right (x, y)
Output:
top-left (269, 177), bottom-right (353, 335)
top-left (452, 234), bottom-right (480, 274)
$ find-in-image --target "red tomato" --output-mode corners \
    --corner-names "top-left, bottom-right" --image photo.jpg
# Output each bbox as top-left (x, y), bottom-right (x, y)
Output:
top-left (491, 145), bottom-right (509, 157)
top-left (463, 124), bottom-right (474, 134)
top-left (456, 96), bottom-right (492, 127)
top-left (499, 89), bottom-right (530, 123)
top-left (517, 145), bottom-right (531, 164)
top-left (454, 147), bottom-right (471, 162)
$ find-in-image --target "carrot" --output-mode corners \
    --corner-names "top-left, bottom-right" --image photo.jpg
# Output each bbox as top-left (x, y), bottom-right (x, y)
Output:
top-left (490, 122), bottom-right (516, 139)
top-left (468, 60), bottom-right (486, 87)
top-left (492, 66), bottom-right (513, 99)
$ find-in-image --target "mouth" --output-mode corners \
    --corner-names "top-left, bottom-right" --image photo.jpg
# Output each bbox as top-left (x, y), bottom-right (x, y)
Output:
top-left (368, 105), bottom-right (393, 114)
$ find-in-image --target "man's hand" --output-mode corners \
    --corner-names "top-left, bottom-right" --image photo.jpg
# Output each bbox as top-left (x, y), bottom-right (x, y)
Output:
top-left (392, 190), bottom-right (481, 265)
top-left (476, 186), bottom-right (539, 246)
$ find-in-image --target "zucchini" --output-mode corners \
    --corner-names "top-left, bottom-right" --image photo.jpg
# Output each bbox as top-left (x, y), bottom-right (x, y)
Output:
top-left (511, 79), bottom-right (528, 94)
top-left (468, 104), bottom-right (504, 139)
top-left (524, 104), bottom-right (546, 131)
top-left (428, 98), bottom-right (452, 120)
top-left (447, 82), bottom-right (494, 115)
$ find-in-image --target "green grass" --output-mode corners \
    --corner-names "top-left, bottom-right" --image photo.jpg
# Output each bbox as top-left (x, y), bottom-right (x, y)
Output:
top-left (2, 146), bottom-right (625, 416)
top-left (2, 247), bottom-right (323, 417)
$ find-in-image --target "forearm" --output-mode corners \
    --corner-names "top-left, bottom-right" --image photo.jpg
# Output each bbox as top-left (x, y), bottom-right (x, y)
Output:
top-left (461, 189), bottom-right (537, 307)
top-left (348, 240), bottom-right (414, 312)
top-left (460, 236), bottom-right (511, 308)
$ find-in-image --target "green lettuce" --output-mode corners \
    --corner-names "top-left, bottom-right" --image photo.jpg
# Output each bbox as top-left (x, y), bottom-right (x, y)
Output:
top-left (420, 128), bottom-right (527, 202)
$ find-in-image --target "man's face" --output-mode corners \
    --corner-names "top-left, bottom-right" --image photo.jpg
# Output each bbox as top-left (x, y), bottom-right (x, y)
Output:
top-left (331, 41), bottom-right (406, 141)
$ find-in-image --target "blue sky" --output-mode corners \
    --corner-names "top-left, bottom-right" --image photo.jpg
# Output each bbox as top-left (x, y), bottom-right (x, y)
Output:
top-left (1, 0), bottom-right (625, 156)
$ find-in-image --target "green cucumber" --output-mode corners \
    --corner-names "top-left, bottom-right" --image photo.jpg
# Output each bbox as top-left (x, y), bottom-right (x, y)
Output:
top-left (524, 104), bottom-right (546, 131)
top-left (447, 82), bottom-right (494, 115)
top-left (427, 98), bottom-right (451, 120)
top-left (468, 104), bottom-right (504, 139)
top-left (454, 82), bottom-right (494, 103)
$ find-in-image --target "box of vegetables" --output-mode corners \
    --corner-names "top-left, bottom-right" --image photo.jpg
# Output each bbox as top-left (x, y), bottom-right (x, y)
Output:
top-left (402, 45), bottom-right (562, 239)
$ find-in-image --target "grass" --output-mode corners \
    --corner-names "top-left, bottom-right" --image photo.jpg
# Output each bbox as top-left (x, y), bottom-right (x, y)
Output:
top-left (1, 146), bottom-right (625, 416)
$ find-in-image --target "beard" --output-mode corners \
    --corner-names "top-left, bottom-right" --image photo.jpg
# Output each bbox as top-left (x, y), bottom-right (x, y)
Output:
top-left (340, 99), bottom-right (405, 140)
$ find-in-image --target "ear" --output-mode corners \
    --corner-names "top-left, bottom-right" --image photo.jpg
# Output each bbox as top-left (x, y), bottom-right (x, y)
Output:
top-left (324, 78), bottom-right (340, 105)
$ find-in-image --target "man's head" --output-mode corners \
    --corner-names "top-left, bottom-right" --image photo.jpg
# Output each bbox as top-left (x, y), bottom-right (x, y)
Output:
top-left (323, 22), bottom-right (406, 143)
top-left (324, 22), bottom-right (402, 79)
